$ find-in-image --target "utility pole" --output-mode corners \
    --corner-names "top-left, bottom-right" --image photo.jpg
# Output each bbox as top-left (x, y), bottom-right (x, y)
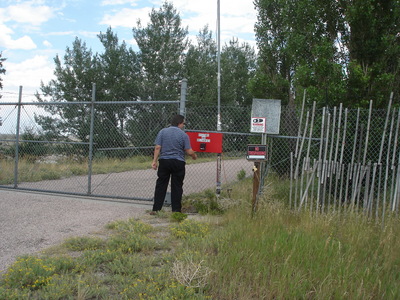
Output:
top-left (216, 0), bottom-right (222, 195)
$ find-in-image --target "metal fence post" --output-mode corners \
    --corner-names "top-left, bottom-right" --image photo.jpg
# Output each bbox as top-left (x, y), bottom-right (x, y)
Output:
top-left (87, 83), bottom-right (96, 195)
top-left (180, 78), bottom-right (187, 116)
top-left (13, 86), bottom-right (23, 188)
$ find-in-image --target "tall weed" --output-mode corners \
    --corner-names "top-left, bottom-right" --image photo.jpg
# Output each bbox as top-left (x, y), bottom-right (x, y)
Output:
top-left (199, 200), bottom-right (400, 299)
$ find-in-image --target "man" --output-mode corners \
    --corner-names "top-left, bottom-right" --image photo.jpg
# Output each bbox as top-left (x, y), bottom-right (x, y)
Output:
top-left (151, 114), bottom-right (197, 214)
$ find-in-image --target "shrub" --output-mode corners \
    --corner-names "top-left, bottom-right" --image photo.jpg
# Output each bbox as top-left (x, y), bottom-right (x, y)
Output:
top-left (237, 168), bottom-right (246, 180)
top-left (63, 236), bottom-right (104, 251)
top-left (170, 212), bottom-right (188, 222)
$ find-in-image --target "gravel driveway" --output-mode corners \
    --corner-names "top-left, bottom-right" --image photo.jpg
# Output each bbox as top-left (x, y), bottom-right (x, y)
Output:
top-left (0, 189), bottom-right (151, 276)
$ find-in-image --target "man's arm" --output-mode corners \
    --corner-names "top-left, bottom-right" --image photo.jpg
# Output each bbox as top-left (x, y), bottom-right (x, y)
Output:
top-left (152, 145), bottom-right (161, 170)
top-left (185, 148), bottom-right (197, 160)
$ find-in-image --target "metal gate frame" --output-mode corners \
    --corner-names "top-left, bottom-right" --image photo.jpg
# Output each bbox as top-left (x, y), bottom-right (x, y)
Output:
top-left (0, 80), bottom-right (188, 201)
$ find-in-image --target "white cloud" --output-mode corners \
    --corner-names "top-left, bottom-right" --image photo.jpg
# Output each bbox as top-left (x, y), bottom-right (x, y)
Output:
top-left (176, 0), bottom-right (257, 48)
top-left (99, 0), bottom-right (256, 46)
top-left (171, 0), bottom-right (255, 20)
top-left (78, 31), bottom-right (100, 39)
top-left (2, 55), bottom-right (55, 93)
top-left (46, 31), bottom-right (75, 36)
top-left (0, 2), bottom-right (54, 26)
top-left (178, 0), bottom-right (256, 36)
top-left (101, 0), bottom-right (140, 6)
top-left (0, 1), bottom-right (57, 50)
top-left (0, 24), bottom-right (36, 49)
top-left (101, 7), bottom-right (151, 28)
top-left (43, 40), bottom-right (52, 47)
top-left (124, 36), bottom-right (137, 44)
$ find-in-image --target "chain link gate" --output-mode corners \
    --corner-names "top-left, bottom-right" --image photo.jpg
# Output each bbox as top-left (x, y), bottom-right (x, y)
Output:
top-left (0, 83), bottom-right (255, 202)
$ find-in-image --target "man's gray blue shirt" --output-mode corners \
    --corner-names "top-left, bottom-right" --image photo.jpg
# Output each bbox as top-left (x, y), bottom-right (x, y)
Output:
top-left (154, 126), bottom-right (191, 162)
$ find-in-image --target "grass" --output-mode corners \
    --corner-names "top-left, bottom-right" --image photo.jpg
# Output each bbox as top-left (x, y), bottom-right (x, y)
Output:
top-left (201, 205), bottom-right (400, 299)
top-left (1, 176), bottom-right (399, 299)
top-left (0, 216), bottom-right (211, 299)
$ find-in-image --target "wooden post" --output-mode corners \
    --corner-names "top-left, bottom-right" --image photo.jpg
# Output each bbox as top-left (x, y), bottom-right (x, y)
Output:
top-left (252, 161), bottom-right (261, 214)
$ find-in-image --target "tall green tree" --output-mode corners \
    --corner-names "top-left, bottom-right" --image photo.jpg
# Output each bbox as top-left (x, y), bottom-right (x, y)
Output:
top-left (128, 1), bottom-right (189, 146)
top-left (253, 0), bottom-right (346, 107)
top-left (97, 27), bottom-right (141, 102)
top-left (221, 38), bottom-right (257, 106)
top-left (342, 0), bottom-right (400, 108)
top-left (36, 38), bottom-right (100, 144)
top-left (253, 0), bottom-right (399, 108)
top-left (95, 27), bottom-right (141, 150)
top-left (0, 51), bottom-right (5, 99)
top-left (184, 29), bottom-right (257, 107)
top-left (36, 31), bottom-right (145, 154)
top-left (184, 26), bottom-right (218, 106)
top-left (133, 1), bottom-right (189, 101)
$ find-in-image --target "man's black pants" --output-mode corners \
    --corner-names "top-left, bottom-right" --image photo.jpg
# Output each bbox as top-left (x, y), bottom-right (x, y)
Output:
top-left (153, 159), bottom-right (186, 212)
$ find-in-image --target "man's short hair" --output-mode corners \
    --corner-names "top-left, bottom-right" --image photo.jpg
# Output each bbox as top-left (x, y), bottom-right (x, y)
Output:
top-left (171, 114), bottom-right (185, 126)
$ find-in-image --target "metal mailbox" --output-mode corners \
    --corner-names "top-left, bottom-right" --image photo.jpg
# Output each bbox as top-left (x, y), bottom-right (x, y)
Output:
top-left (186, 132), bottom-right (223, 154)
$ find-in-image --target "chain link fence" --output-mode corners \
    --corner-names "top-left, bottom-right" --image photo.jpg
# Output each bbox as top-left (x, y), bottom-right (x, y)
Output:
top-left (187, 102), bottom-right (399, 221)
top-left (263, 104), bottom-right (398, 220)
top-left (1, 88), bottom-right (399, 218)
top-left (0, 87), bottom-right (255, 201)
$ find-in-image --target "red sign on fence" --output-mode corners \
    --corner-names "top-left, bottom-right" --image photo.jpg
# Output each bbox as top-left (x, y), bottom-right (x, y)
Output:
top-left (246, 144), bottom-right (267, 161)
top-left (186, 132), bottom-right (223, 153)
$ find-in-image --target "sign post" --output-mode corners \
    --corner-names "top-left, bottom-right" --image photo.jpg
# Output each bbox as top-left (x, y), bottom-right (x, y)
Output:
top-left (249, 99), bottom-right (281, 214)
top-left (252, 161), bottom-right (261, 213)
top-left (246, 145), bottom-right (268, 213)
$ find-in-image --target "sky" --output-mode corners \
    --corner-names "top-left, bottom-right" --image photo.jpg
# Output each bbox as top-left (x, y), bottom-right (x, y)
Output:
top-left (0, 0), bottom-right (258, 98)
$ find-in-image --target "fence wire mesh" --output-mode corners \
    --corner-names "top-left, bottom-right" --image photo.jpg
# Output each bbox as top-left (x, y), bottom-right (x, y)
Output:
top-left (1, 90), bottom-right (399, 220)
top-left (0, 91), bottom-right (256, 201)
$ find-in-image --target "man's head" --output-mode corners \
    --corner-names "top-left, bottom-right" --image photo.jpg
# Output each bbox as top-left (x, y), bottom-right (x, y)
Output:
top-left (171, 114), bottom-right (185, 126)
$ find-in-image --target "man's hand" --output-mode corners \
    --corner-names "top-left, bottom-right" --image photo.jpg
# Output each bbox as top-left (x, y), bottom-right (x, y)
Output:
top-left (152, 145), bottom-right (161, 170)
top-left (186, 148), bottom-right (197, 160)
